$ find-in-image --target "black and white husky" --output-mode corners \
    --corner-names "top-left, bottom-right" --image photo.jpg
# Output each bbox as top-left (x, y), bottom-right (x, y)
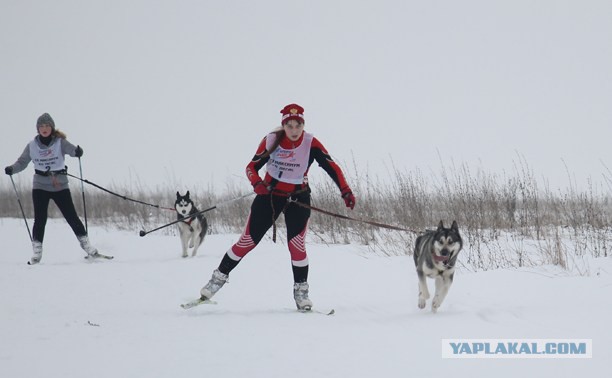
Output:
top-left (175, 191), bottom-right (208, 258)
top-left (413, 220), bottom-right (462, 313)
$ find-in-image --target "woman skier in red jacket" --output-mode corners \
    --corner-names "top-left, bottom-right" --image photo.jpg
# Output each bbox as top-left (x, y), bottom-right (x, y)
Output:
top-left (199, 103), bottom-right (356, 310)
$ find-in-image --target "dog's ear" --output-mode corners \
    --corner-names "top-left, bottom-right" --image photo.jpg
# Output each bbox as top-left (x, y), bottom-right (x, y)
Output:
top-left (176, 191), bottom-right (181, 199)
top-left (451, 220), bottom-right (458, 232)
top-left (438, 220), bottom-right (444, 230)
top-left (186, 191), bottom-right (190, 199)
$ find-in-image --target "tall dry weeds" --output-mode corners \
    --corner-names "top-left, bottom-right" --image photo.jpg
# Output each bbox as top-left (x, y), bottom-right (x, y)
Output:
top-left (1, 158), bottom-right (610, 272)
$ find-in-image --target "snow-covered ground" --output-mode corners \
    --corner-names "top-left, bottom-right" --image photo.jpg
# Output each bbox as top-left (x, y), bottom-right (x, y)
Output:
top-left (1, 218), bottom-right (609, 377)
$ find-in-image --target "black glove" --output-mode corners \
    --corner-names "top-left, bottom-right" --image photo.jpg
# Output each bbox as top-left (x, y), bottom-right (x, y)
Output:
top-left (75, 145), bottom-right (83, 158)
top-left (5, 166), bottom-right (13, 175)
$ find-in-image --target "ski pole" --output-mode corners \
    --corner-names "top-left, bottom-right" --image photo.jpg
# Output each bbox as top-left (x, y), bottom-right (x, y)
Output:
top-left (78, 157), bottom-right (88, 233)
top-left (139, 192), bottom-right (255, 237)
top-left (9, 175), bottom-right (33, 241)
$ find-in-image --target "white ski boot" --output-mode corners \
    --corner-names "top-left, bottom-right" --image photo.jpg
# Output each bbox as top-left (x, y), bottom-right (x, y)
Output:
top-left (30, 240), bottom-right (43, 264)
top-left (293, 282), bottom-right (313, 311)
top-left (200, 269), bottom-right (228, 300)
top-left (77, 235), bottom-right (99, 258)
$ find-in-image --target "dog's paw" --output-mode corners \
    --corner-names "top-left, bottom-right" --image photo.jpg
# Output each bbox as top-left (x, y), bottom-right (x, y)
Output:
top-left (182, 253), bottom-right (188, 258)
top-left (189, 242), bottom-right (195, 248)
top-left (432, 299), bottom-right (441, 313)
top-left (418, 298), bottom-right (427, 309)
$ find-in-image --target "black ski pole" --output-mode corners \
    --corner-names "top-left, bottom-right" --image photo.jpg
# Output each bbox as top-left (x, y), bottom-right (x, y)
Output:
top-left (78, 157), bottom-right (88, 233)
top-left (9, 175), bottom-right (32, 242)
top-left (139, 192), bottom-right (255, 237)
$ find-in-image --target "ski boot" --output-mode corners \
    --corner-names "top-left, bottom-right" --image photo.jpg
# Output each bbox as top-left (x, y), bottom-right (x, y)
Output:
top-left (293, 282), bottom-right (313, 311)
top-left (78, 235), bottom-right (100, 258)
top-left (30, 240), bottom-right (43, 265)
top-left (200, 269), bottom-right (229, 300)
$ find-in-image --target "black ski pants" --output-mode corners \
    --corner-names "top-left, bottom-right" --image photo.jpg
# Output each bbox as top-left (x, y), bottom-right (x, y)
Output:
top-left (32, 189), bottom-right (87, 242)
top-left (218, 191), bottom-right (312, 282)
top-left (248, 191), bottom-right (311, 246)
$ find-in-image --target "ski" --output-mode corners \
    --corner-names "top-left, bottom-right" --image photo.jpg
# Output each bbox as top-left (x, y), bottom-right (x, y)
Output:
top-left (26, 253), bottom-right (113, 265)
top-left (180, 297), bottom-right (218, 309)
top-left (180, 298), bottom-right (334, 314)
top-left (297, 308), bottom-right (335, 316)
top-left (85, 253), bottom-right (114, 260)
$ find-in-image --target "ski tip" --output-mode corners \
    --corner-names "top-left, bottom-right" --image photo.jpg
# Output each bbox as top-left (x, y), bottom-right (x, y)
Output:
top-left (84, 254), bottom-right (114, 260)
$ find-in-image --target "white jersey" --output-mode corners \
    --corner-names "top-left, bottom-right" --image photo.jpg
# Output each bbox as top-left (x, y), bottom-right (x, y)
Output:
top-left (28, 138), bottom-right (65, 172)
top-left (265, 132), bottom-right (314, 185)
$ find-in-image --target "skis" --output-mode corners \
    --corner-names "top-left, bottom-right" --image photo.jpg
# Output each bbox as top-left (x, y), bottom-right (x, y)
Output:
top-left (180, 297), bottom-right (218, 309)
top-left (180, 297), bottom-right (335, 315)
top-left (27, 253), bottom-right (114, 265)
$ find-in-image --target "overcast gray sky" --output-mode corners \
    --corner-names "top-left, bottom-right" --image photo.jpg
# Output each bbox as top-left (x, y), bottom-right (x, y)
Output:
top-left (2, 0), bottom-right (611, 195)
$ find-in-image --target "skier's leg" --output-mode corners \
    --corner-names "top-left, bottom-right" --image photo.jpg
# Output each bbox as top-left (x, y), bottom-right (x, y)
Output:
top-left (30, 189), bottom-right (51, 263)
top-left (52, 189), bottom-right (97, 256)
top-left (285, 194), bottom-right (312, 309)
top-left (201, 195), bottom-right (285, 299)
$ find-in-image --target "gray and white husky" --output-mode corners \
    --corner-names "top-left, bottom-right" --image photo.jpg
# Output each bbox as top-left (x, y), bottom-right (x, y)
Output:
top-left (413, 220), bottom-right (462, 313)
top-left (175, 191), bottom-right (208, 258)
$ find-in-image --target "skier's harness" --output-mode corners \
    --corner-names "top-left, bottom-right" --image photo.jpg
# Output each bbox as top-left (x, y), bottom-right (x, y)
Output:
top-left (35, 167), bottom-right (67, 176)
top-left (35, 167), bottom-right (68, 188)
top-left (268, 185), bottom-right (311, 242)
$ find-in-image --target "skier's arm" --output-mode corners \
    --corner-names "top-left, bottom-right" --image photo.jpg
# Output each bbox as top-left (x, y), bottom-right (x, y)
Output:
top-left (61, 138), bottom-right (80, 157)
top-left (8, 145), bottom-right (32, 175)
top-left (310, 138), bottom-right (355, 209)
top-left (309, 138), bottom-right (350, 191)
top-left (245, 137), bottom-right (271, 186)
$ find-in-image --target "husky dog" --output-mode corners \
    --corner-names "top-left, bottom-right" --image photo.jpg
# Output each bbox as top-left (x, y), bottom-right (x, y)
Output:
top-left (413, 220), bottom-right (462, 313)
top-left (175, 191), bottom-right (208, 258)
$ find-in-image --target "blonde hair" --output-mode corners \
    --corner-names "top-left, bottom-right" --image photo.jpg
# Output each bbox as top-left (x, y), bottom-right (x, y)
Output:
top-left (53, 129), bottom-right (67, 139)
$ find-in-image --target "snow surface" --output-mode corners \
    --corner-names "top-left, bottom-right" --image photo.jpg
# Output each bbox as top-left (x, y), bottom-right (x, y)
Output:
top-left (1, 218), bottom-right (610, 377)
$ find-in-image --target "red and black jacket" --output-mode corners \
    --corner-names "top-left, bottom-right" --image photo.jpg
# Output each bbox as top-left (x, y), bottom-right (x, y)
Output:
top-left (246, 131), bottom-right (350, 195)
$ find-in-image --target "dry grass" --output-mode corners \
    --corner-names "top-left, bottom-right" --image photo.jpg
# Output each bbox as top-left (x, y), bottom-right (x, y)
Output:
top-left (2, 159), bottom-right (610, 272)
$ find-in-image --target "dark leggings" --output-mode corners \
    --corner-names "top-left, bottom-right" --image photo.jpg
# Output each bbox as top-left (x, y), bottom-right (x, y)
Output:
top-left (248, 191), bottom-right (311, 245)
top-left (32, 189), bottom-right (86, 242)
top-left (218, 191), bottom-right (311, 282)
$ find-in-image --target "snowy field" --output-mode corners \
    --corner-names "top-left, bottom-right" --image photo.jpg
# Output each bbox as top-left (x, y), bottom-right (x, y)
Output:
top-left (1, 217), bottom-right (610, 378)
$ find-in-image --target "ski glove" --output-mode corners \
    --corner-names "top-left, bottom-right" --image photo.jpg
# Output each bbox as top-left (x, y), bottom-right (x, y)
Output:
top-left (4, 166), bottom-right (13, 175)
top-left (75, 145), bottom-right (83, 158)
top-left (341, 187), bottom-right (356, 210)
top-left (253, 181), bottom-right (271, 196)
